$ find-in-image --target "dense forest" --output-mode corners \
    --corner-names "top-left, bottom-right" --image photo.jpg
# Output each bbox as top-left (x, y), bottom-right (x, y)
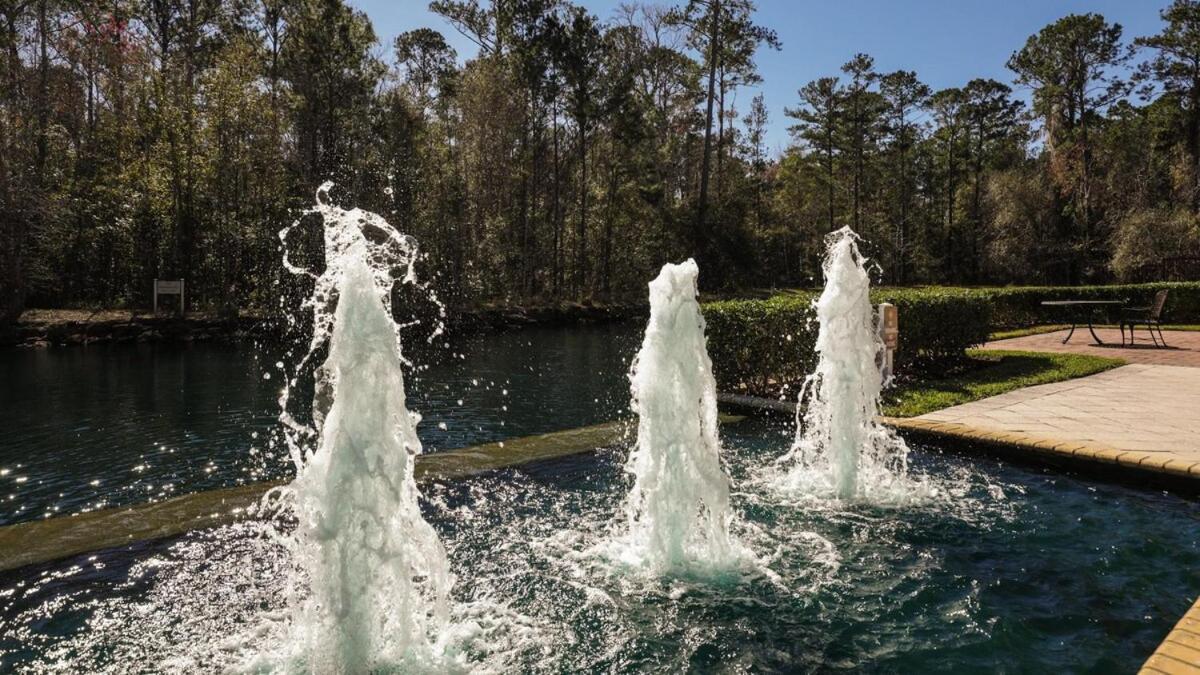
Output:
top-left (3, 0), bottom-right (1200, 321)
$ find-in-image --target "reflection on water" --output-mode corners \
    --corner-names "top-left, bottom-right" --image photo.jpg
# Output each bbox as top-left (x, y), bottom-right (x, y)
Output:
top-left (0, 325), bottom-right (638, 526)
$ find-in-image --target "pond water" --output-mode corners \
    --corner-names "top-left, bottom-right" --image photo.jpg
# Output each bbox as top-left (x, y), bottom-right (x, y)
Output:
top-left (0, 325), bottom-right (639, 526)
top-left (1, 326), bottom-right (1198, 672)
top-left (1, 417), bottom-right (1197, 672)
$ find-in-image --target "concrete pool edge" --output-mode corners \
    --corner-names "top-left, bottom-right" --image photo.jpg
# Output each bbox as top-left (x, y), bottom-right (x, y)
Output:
top-left (0, 420), bottom-right (634, 574)
top-left (1140, 596), bottom-right (1200, 674)
top-left (882, 417), bottom-right (1200, 489)
top-left (717, 392), bottom-right (1200, 488)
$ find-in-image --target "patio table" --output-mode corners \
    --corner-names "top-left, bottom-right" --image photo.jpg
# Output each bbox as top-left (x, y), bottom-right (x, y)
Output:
top-left (1041, 300), bottom-right (1124, 345)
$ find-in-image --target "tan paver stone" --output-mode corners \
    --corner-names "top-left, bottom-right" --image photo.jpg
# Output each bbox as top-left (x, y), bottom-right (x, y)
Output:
top-left (1142, 654), bottom-right (1200, 675)
top-left (1165, 460), bottom-right (1199, 476)
top-left (1140, 455), bottom-right (1174, 470)
top-left (1157, 641), bottom-right (1200, 669)
top-left (1169, 631), bottom-right (1200, 653)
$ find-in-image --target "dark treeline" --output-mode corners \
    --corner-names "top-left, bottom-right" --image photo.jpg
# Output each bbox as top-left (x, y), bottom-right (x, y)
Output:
top-left (3, 0), bottom-right (1200, 321)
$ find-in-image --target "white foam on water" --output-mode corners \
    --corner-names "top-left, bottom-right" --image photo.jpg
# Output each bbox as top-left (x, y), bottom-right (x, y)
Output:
top-left (775, 227), bottom-right (934, 504)
top-left (601, 260), bottom-right (758, 576)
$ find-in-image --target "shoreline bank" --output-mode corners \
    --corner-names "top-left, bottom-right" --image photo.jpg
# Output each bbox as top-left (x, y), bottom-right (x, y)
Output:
top-left (2, 302), bottom-right (648, 349)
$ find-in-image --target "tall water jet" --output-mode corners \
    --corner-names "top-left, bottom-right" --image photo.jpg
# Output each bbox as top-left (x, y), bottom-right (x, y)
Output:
top-left (619, 260), bottom-right (743, 572)
top-left (270, 183), bottom-right (451, 671)
top-left (779, 227), bottom-right (917, 502)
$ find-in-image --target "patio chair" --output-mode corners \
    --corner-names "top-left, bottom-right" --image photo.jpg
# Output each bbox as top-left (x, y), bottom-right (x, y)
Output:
top-left (1119, 289), bottom-right (1169, 347)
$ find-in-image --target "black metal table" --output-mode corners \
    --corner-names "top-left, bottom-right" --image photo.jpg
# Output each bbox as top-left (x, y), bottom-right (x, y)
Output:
top-left (1041, 300), bottom-right (1124, 345)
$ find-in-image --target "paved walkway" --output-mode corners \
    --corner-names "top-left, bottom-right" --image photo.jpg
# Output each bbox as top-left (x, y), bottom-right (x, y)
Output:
top-left (982, 327), bottom-right (1200, 367)
top-left (890, 329), bottom-right (1200, 481)
top-left (895, 364), bottom-right (1200, 475)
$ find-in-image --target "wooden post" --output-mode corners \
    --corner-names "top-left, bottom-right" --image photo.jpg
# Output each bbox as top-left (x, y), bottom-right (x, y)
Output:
top-left (877, 303), bottom-right (898, 382)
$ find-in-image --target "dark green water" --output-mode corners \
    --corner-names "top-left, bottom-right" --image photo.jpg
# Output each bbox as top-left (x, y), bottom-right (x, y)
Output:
top-left (1, 327), bottom-right (1198, 672)
top-left (0, 325), bottom-right (639, 526)
top-left (1, 419), bottom-right (1197, 672)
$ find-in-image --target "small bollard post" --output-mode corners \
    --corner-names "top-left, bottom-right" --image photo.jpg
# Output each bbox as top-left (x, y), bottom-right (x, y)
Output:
top-left (877, 302), bottom-right (898, 383)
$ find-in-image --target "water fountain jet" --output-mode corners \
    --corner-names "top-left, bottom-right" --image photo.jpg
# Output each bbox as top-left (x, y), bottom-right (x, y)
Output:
top-left (619, 259), bottom-right (745, 572)
top-left (269, 183), bottom-right (451, 671)
top-left (778, 227), bottom-right (922, 502)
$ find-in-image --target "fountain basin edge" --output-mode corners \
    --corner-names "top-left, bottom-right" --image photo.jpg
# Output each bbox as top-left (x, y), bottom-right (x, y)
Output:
top-left (0, 420), bottom-right (637, 574)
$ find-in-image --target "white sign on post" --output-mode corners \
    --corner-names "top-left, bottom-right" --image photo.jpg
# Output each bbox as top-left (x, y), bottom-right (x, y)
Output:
top-left (154, 279), bottom-right (185, 315)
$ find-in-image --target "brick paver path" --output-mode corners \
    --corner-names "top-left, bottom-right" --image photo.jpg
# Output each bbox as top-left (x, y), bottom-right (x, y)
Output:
top-left (981, 328), bottom-right (1200, 367)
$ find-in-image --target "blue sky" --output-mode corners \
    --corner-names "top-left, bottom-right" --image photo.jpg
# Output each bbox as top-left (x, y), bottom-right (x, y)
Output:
top-left (349, 1), bottom-right (1167, 155)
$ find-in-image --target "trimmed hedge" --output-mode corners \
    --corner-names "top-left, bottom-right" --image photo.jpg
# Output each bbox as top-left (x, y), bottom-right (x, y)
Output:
top-left (704, 288), bottom-right (990, 394)
top-left (966, 282), bottom-right (1200, 329)
top-left (703, 281), bottom-right (1200, 395)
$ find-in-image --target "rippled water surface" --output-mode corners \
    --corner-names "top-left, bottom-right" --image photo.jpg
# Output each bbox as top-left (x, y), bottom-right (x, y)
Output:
top-left (0, 325), bottom-right (638, 525)
top-left (2, 418), bottom-right (1198, 673)
top-left (2, 329), bottom-right (1198, 672)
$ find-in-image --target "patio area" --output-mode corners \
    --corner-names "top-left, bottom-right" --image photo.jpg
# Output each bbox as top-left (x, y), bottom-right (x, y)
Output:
top-left (891, 328), bottom-right (1200, 482)
top-left (980, 327), bottom-right (1200, 367)
top-left (904, 363), bottom-right (1200, 469)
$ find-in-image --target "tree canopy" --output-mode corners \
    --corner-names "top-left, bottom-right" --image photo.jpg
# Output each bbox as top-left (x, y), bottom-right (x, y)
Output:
top-left (2, 1), bottom-right (1200, 323)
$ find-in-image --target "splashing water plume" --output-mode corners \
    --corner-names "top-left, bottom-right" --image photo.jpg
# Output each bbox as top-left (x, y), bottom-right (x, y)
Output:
top-left (266, 183), bottom-right (452, 671)
top-left (616, 260), bottom-right (748, 573)
top-left (778, 227), bottom-right (928, 503)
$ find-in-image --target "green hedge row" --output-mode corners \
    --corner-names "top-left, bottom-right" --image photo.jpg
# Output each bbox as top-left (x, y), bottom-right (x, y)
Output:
top-left (703, 281), bottom-right (1200, 395)
top-left (703, 288), bottom-right (990, 394)
top-left (964, 282), bottom-right (1200, 329)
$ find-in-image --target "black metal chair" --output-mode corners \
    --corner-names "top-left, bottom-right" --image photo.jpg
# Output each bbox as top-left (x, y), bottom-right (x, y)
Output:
top-left (1120, 290), bottom-right (1169, 347)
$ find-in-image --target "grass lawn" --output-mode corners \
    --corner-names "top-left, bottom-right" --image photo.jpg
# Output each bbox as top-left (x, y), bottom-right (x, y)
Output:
top-left (987, 325), bottom-right (1070, 340)
top-left (883, 349), bottom-right (1126, 418)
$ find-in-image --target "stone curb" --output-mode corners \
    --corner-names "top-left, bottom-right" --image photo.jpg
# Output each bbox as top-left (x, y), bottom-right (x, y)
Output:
top-left (1140, 597), bottom-right (1200, 674)
top-left (0, 420), bottom-right (634, 574)
top-left (880, 417), bottom-right (1200, 483)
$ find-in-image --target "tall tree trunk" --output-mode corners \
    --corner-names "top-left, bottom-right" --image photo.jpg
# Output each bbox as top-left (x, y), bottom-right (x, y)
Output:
top-left (972, 123), bottom-right (983, 282)
top-left (715, 68), bottom-right (725, 200)
top-left (35, 0), bottom-right (47, 177)
top-left (853, 99), bottom-right (862, 232)
top-left (1191, 72), bottom-right (1200, 212)
top-left (945, 134), bottom-right (956, 281)
top-left (1077, 80), bottom-right (1090, 284)
top-left (696, 0), bottom-right (720, 235)
top-left (826, 127), bottom-right (834, 231)
top-left (897, 137), bottom-right (907, 284)
top-left (0, 11), bottom-right (24, 322)
top-left (518, 111), bottom-right (530, 295)
top-left (575, 125), bottom-right (588, 296)
top-left (602, 155), bottom-right (618, 298)
top-left (552, 105), bottom-right (562, 297)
